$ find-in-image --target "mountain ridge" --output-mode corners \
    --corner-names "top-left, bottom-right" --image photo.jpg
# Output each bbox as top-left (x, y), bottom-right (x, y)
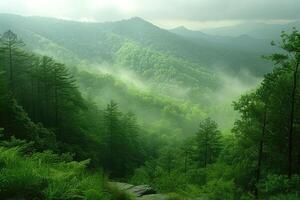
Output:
top-left (0, 13), bottom-right (274, 84)
top-left (201, 20), bottom-right (300, 38)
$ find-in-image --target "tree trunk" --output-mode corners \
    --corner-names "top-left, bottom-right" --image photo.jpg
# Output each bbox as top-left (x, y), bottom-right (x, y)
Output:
top-left (255, 105), bottom-right (267, 198)
top-left (54, 69), bottom-right (58, 130)
top-left (204, 132), bottom-right (208, 168)
top-left (8, 40), bottom-right (13, 89)
top-left (184, 150), bottom-right (187, 177)
top-left (288, 60), bottom-right (300, 178)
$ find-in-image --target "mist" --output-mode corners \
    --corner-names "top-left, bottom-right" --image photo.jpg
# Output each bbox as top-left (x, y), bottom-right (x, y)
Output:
top-left (0, 2), bottom-right (299, 199)
top-left (75, 59), bottom-right (261, 134)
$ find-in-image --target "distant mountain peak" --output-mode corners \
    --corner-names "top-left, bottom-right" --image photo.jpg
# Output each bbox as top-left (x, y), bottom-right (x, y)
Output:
top-left (172, 26), bottom-right (190, 31)
top-left (129, 16), bottom-right (145, 21)
top-left (125, 16), bottom-right (150, 24)
top-left (170, 26), bottom-right (209, 38)
top-left (178, 26), bottom-right (189, 30)
top-left (115, 16), bottom-right (160, 30)
top-left (115, 16), bottom-right (155, 27)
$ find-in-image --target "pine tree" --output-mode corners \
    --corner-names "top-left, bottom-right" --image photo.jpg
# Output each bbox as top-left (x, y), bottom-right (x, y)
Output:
top-left (194, 118), bottom-right (221, 168)
top-left (0, 70), bottom-right (8, 123)
top-left (266, 29), bottom-right (300, 178)
top-left (0, 30), bottom-right (26, 92)
top-left (103, 100), bottom-right (123, 177)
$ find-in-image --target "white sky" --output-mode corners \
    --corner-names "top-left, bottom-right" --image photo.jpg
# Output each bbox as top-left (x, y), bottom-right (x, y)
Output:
top-left (0, 0), bottom-right (299, 29)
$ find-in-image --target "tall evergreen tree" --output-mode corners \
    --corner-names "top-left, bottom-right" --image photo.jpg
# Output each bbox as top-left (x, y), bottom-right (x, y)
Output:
top-left (0, 30), bottom-right (26, 92)
top-left (266, 29), bottom-right (300, 178)
top-left (0, 70), bottom-right (8, 121)
top-left (103, 100), bottom-right (123, 177)
top-left (194, 118), bottom-right (221, 168)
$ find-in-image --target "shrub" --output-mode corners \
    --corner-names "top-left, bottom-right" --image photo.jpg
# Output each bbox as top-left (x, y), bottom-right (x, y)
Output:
top-left (131, 167), bottom-right (151, 185)
top-left (106, 185), bottom-right (134, 200)
top-left (166, 193), bottom-right (184, 200)
top-left (200, 179), bottom-right (235, 200)
top-left (0, 147), bottom-right (48, 199)
top-left (153, 169), bottom-right (188, 192)
top-left (269, 194), bottom-right (300, 200)
top-left (0, 145), bottom-right (109, 199)
top-left (258, 174), bottom-right (300, 199)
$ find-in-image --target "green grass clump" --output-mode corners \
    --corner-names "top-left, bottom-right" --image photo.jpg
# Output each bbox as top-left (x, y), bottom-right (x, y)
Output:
top-left (0, 145), bottom-right (109, 200)
top-left (106, 185), bottom-right (134, 200)
top-left (166, 193), bottom-right (184, 200)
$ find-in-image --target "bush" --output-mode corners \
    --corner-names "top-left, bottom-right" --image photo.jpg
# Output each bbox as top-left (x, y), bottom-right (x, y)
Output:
top-left (0, 145), bottom-right (109, 199)
top-left (131, 167), bottom-right (151, 186)
top-left (269, 194), bottom-right (300, 200)
top-left (0, 147), bottom-right (48, 199)
top-left (258, 174), bottom-right (300, 199)
top-left (200, 179), bottom-right (235, 200)
top-left (166, 193), bottom-right (184, 200)
top-left (153, 168), bottom-right (188, 192)
top-left (106, 185), bottom-right (134, 200)
top-left (178, 184), bottom-right (202, 198)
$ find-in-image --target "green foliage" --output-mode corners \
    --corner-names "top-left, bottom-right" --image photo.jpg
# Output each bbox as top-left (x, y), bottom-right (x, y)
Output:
top-left (194, 118), bottom-right (222, 168)
top-left (1, 98), bottom-right (57, 151)
top-left (101, 101), bottom-right (146, 178)
top-left (0, 13), bottom-right (272, 80)
top-left (0, 16), bottom-right (300, 200)
top-left (229, 29), bottom-right (300, 199)
top-left (200, 179), bottom-right (235, 200)
top-left (166, 193), bottom-right (184, 200)
top-left (0, 30), bottom-right (151, 184)
top-left (153, 170), bottom-right (188, 192)
top-left (76, 70), bottom-right (206, 138)
top-left (115, 41), bottom-right (217, 90)
top-left (0, 144), bottom-right (108, 200)
top-left (106, 185), bottom-right (134, 200)
top-left (269, 194), bottom-right (300, 200)
top-left (258, 174), bottom-right (300, 198)
top-left (130, 118), bottom-right (223, 194)
top-left (0, 70), bottom-right (8, 114)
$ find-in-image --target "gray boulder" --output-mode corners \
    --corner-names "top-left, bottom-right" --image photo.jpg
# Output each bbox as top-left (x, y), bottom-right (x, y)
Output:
top-left (109, 182), bottom-right (156, 197)
top-left (128, 185), bottom-right (156, 197)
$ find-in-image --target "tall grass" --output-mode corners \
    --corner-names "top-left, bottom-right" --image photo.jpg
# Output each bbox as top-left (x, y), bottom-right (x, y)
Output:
top-left (0, 145), bottom-right (109, 199)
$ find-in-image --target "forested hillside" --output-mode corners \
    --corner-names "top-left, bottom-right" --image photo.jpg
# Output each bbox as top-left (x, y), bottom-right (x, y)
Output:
top-left (0, 14), bottom-right (272, 75)
top-left (1, 12), bottom-right (300, 200)
top-left (170, 26), bottom-right (274, 54)
top-left (0, 30), bottom-right (161, 198)
top-left (0, 14), bottom-right (266, 131)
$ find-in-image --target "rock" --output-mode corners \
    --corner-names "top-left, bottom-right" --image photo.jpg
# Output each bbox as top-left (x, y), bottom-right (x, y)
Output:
top-left (128, 185), bottom-right (156, 197)
top-left (109, 182), bottom-right (135, 190)
top-left (109, 182), bottom-right (156, 197)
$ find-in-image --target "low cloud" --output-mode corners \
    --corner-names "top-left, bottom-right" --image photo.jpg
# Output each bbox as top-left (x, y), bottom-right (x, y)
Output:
top-left (0, 0), bottom-right (299, 29)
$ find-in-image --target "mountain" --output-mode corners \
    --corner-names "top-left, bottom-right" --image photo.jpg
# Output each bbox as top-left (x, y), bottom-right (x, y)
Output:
top-left (170, 26), bottom-right (274, 54)
top-left (171, 26), bottom-right (217, 41)
top-left (201, 21), bottom-right (300, 39)
top-left (0, 14), bottom-right (272, 79)
top-left (0, 14), bottom-right (279, 130)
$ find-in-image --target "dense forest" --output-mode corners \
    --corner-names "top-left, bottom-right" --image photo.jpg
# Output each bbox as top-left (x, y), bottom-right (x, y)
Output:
top-left (1, 13), bottom-right (300, 200)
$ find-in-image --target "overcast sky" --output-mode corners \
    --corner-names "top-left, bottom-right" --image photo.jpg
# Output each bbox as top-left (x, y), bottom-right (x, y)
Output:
top-left (0, 0), bottom-right (299, 29)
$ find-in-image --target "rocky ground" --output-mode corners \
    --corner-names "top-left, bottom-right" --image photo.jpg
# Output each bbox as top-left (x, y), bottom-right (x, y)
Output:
top-left (109, 182), bottom-right (168, 200)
